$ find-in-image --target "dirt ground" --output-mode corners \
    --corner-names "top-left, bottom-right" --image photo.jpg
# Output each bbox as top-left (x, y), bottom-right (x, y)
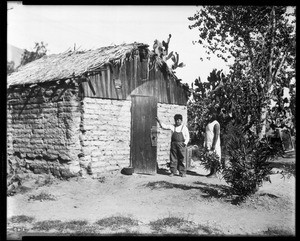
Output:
top-left (7, 156), bottom-right (295, 238)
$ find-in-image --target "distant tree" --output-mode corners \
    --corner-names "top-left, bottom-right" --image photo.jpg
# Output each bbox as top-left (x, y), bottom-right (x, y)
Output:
top-left (188, 6), bottom-right (296, 139)
top-left (7, 61), bottom-right (15, 75)
top-left (20, 41), bottom-right (48, 66)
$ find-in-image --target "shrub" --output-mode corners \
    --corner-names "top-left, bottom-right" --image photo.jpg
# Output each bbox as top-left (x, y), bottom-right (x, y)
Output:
top-left (194, 147), bottom-right (221, 173)
top-left (221, 123), bottom-right (284, 201)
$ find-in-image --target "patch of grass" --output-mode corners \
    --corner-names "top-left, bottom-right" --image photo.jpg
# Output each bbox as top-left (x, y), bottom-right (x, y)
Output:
top-left (35, 174), bottom-right (55, 187)
top-left (179, 224), bottom-right (219, 235)
top-left (95, 216), bottom-right (139, 230)
top-left (149, 216), bottom-right (222, 235)
top-left (9, 215), bottom-right (35, 224)
top-left (18, 186), bottom-right (33, 194)
top-left (196, 224), bottom-right (222, 235)
top-left (177, 226), bottom-right (199, 234)
top-left (31, 220), bottom-right (98, 234)
top-left (28, 191), bottom-right (56, 201)
top-left (149, 216), bottom-right (191, 232)
top-left (97, 176), bottom-right (106, 183)
top-left (71, 225), bottom-right (101, 235)
top-left (57, 220), bottom-right (89, 232)
top-left (32, 220), bottom-right (63, 231)
top-left (262, 227), bottom-right (294, 236)
top-left (16, 216), bottom-right (224, 236)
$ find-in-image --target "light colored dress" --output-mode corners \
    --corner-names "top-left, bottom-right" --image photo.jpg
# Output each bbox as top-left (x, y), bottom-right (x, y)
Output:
top-left (204, 120), bottom-right (221, 161)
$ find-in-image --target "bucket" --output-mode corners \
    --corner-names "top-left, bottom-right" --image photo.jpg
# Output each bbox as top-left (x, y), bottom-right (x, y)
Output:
top-left (121, 167), bottom-right (134, 175)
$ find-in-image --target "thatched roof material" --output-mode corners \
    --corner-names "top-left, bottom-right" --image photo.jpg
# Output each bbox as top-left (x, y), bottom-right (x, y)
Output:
top-left (7, 43), bottom-right (155, 88)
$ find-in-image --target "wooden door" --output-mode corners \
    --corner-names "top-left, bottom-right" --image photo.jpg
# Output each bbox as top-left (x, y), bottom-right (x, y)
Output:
top-left (131, 96), bottom-right (157, 174)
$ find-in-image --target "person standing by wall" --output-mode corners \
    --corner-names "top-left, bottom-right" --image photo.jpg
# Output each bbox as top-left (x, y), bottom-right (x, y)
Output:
top-left (156, 114), bottom-right (190, 177)
top-left (204, 112), bottom-right (221, 178)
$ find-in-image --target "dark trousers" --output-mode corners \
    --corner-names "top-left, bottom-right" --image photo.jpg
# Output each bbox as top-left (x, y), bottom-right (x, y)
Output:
top-left (170, 141), bottom-right (186, 174)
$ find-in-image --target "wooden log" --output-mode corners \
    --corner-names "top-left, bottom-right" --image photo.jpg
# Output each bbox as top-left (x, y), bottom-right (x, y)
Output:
top-left (118, 64), bottom-right (125, 99)
top-left (108, 67), bottom-right (117, 99)
top-left (106, 67), bottom-right (112, 98)
top-left (112, 64), bottom-right (122, 100)
top-left (87, 77), bottom-right (96, 96)
top-left (123, 62), bottom-right (128, 99)
top-left (126, 59), bottom-right (131, 94)
top-left (95, 74), bottom-right (102, 97)
top-left (133, 55), bottom-right (138, 91)
top-left (97, 72), bottom-right (104, 98)
top-left (153, 69), bottom-right (157, 98)
top-left (141, 59), bottom-right (148, 82)
top-left (101, 70), bottom-right (107, 98)
top-left (157, 71), bottom-right (162, 103)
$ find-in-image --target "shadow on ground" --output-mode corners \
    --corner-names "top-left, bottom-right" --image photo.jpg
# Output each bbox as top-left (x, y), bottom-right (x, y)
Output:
top-left (144, 180), bottom-right (232, 199)
top-left (157, 168), bottom-right (207, 177)
top-left (268, 159), bottom-right (295, 177)
top-left (187, 170), bottom-right (207, 177)
top-left (193, 181), bottom-right (232, 198)
top-left (144, 178), bottom-right (283, 207)
top-left (157, 168), bottom-right (170, 176)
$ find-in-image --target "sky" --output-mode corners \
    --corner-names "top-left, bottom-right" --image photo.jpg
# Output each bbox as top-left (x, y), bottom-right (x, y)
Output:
top-left (7, 2), bottom-right (233, 86)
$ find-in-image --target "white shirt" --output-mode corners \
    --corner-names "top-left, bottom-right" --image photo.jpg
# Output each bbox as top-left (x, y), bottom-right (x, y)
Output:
top-left (160, 123), bottom-right (190, 146)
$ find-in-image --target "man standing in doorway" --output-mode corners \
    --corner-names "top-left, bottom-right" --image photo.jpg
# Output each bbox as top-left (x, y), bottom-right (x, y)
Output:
top-left (156, 114), bottom-right (190, 177)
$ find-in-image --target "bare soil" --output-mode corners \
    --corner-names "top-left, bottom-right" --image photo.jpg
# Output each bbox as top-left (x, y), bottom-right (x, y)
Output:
top-left (7, 156), bottom-right (295, 238)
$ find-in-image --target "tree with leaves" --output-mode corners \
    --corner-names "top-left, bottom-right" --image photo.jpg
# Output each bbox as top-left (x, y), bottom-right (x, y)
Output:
top-left (188, 68), bottom-right (263, 149)
top-left (7, 61), bottom-right (15, 75)
top-left (188, 6), bottom-right (296, 139)
top-left (188, 67), bottom-right (286, 200)
top-left (20, 41), bottom-right (48, 66)
top-left (7, 42), bottom-right (48, 75)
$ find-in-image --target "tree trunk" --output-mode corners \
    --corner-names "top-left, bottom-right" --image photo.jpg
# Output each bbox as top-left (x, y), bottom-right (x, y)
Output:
top-left (258, 7), bottom-right (276, 140)
top-left (259, 106), bottom-right (268, 140)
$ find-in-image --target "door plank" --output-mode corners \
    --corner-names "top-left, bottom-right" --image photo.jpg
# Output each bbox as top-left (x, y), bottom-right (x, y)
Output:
top-left (131, 96), bottom-right (157, 174)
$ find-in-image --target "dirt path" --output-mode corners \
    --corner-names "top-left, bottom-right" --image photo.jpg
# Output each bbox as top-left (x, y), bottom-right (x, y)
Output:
top-left (7, 157), bottom-right (295, 237)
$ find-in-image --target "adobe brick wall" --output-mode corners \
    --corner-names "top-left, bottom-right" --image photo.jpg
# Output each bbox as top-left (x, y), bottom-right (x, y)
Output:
top-left (7, 84), bottom-right (187, 177)
top-left (157, 103), bottom-right (188, 169)
top-left (7, 82), bottom-right (82, 178)
top-left (79, 99), bottom-right (188, 174)
top-left (79, 98), bottom-right (131, 174)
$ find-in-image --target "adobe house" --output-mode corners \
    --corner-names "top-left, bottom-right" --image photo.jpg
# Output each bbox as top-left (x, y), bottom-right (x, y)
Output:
top-left (7, 42), bottom-right (190, 178)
